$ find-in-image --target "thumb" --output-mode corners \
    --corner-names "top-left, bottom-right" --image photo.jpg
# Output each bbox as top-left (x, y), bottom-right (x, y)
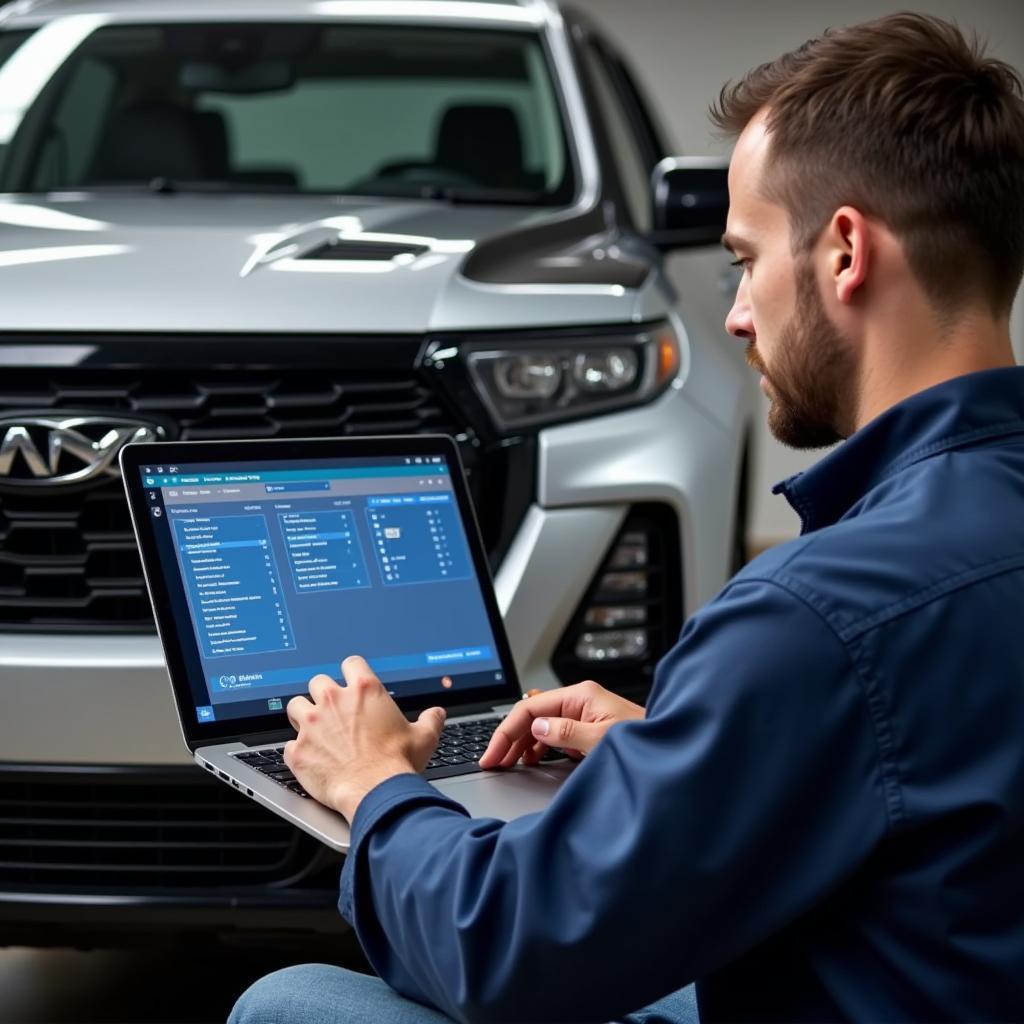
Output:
top-left (532, 716), bottom-right (604, 755)
top-left (414, 705), bottom-right (446, 745)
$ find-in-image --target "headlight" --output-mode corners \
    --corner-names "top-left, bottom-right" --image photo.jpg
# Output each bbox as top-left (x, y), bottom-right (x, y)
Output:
top-left (461, 322), bottom-right (680, 431)
top-left (493, 354), bottom-right (562, 399)
top-left (573, 349), bottom-right (639, 392)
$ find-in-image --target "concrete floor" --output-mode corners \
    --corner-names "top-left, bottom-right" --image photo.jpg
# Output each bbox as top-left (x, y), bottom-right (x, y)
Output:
top-left (0, 940), bottom-right (371, 1023)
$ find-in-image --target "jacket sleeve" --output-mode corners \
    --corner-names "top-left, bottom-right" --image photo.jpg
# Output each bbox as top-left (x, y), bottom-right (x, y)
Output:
top-left (338, 579), bottom-right (893, 1023)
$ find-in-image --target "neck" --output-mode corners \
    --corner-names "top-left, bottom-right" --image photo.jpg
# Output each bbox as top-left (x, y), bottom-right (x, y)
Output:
top-left (853, 310), bottom-right (1016, 432)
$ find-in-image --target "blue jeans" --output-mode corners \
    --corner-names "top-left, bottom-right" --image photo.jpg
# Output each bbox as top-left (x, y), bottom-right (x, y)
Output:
top-left (228, 963), bottom-right (699, 1024)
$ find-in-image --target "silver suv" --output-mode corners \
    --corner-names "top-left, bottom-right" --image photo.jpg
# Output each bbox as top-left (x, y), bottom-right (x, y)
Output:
top-left (0, 0), bottom-right (755, 946)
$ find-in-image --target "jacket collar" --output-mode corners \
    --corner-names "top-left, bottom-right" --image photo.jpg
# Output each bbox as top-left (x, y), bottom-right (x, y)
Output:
top-left (773, 366), bottom-right (1024, 534)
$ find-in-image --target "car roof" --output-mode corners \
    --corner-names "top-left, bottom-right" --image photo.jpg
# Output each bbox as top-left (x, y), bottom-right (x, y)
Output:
top-left (1, 0), bottom-right (553, 30)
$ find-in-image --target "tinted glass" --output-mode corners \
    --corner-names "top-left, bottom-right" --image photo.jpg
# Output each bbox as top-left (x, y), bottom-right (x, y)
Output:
top-left (581, 43), bottom-right (652, 230)
top-left (0, 21), bottom-right (574, 203)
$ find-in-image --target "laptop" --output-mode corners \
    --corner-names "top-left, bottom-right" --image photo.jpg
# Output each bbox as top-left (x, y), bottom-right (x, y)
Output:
top-left (120, 434), bottom-right (573, 851)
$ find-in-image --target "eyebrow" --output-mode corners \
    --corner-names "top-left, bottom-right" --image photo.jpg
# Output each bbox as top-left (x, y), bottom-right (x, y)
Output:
top-left (720, 232), bottom-right (752, 254)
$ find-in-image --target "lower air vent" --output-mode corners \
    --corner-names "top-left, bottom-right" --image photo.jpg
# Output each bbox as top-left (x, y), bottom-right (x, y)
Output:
top-left (0, 768), bottom-right (336, 890)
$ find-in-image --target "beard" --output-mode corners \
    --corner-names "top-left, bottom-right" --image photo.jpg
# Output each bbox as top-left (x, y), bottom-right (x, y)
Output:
top-left (747, 260), bottom-right (857, 449)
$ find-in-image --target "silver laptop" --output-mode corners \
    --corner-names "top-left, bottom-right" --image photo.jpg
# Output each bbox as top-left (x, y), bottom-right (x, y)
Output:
top-left (120, 434), bottom-right (573, 851)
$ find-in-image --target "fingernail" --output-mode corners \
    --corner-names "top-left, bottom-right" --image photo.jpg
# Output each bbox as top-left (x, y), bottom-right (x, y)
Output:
top-left (532, 718), bottom-right (550, 737)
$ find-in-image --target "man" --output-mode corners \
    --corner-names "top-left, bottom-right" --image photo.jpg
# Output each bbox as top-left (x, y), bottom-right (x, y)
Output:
top-left (231, 13), bottom-right (1024, 1022)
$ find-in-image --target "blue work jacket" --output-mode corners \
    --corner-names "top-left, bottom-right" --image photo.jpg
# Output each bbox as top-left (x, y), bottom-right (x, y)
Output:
top-left (339, 366), bottom-right (1024, 1023)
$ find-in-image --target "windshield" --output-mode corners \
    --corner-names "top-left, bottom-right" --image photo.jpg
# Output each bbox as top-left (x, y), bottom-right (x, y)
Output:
top-left (0, 20), bottom-right (575, 203)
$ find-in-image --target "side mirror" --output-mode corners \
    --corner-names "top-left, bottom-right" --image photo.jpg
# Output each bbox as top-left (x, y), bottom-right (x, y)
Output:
top-left (649, 156), bottom-right (729, 250)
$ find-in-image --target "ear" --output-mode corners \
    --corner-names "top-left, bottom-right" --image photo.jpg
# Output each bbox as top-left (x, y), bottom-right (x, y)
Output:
top-left (825, 206), bottom-right (870, 305)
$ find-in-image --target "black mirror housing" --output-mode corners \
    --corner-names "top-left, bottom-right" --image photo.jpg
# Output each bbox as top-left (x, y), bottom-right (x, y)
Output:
top-left (649, 156), bottom-right (729, 250)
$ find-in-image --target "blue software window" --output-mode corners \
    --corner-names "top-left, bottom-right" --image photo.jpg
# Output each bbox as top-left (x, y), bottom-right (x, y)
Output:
top-left (158, 459), bottom-right (503, 710)
top-left (366, 495), bottom-right (471, 585)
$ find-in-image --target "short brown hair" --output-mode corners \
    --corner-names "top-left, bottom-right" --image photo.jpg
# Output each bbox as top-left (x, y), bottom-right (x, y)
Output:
top-left (711, 13), bottom-right (1024, 316)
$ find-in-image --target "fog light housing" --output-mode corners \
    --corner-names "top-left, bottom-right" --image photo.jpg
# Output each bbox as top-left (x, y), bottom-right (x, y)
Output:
top-left (584, 605), bottom-right (647, 628)
top-left (597, 570), bottom-right (647, 597)
top-left (607, 531), bottom-right (648, 569)
top-left (575, 629), bottom-right (648, 661)
top-left (552, 505), bottom-right (684, 704)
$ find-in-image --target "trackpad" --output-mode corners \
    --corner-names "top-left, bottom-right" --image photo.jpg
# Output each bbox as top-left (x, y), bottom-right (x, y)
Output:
top-left (433, 764), bottom-right (574, 821)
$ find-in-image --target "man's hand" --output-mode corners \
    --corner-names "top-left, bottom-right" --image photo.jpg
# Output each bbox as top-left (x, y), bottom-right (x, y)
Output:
top-left (284, 655), bottom-right (446, 822)
top-left (479, 679), bottom-right (644, 769)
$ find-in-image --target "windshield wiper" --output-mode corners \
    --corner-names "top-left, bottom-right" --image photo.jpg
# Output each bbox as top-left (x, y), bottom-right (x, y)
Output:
top-left (145, 177), bottom-right (300, 195)
top-left (57, 178), bottom-right (300, 195)
top-left (415, 184), bottom-right (548, 206)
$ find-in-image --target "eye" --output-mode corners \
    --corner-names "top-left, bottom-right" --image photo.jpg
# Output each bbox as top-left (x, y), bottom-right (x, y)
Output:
top-left (729, 258), bottom-right (750, 269)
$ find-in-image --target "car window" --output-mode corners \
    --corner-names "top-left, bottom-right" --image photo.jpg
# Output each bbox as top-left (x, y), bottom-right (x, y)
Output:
top-left (0, 29), bottom-right (29, 63)
top-left (0, 22), bottom-right (575, 203)
top-left (580, 41), bottom-right (653, 231)
top-left (605, 50), bottom-right (668, 166)
top-left (30, 58), bottom-right (116, 190)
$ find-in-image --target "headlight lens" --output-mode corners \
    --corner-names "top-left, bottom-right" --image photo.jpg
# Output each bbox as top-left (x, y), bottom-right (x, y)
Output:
top-left (493, 354), bottom-right (562, 399)
top-left (463, 322), bottom-right (680, 431)
top-left (573, 349), bottom-right (639, 392)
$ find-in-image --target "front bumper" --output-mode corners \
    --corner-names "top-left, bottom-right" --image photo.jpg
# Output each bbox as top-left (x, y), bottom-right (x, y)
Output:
top-left (0, 890), bottom-right (347, 948)
top-left (0, 382), bottom-right (743, 938)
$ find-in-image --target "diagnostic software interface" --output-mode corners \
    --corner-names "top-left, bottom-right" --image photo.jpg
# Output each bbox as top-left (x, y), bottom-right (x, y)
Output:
top-left (139, 454), bottom-right (506, 725)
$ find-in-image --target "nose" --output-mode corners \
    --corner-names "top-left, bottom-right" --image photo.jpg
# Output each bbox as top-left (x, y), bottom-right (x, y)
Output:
top-left (725, 276), bottom-right (754, 341)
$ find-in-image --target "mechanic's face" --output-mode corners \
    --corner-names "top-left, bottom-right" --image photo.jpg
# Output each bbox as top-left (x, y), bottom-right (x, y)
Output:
top-left (724, 115), bottom-right (854, 448)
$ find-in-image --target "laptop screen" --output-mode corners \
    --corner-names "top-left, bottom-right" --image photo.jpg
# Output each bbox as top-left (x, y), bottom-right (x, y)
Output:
top-left (135, 447), bottom-right (511, 729)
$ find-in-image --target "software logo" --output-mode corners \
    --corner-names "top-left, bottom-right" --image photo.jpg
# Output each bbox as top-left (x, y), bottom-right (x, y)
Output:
top-left (0, 413), bottom-right (166, 487)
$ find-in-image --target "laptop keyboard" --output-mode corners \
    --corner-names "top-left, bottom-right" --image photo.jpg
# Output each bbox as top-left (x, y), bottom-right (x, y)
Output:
top-left (425, 716), bottom-right (504, 779)
top-left (231, 715), bottom-right (566, 795)
top-left (232, 746), bottom-right (312, 797)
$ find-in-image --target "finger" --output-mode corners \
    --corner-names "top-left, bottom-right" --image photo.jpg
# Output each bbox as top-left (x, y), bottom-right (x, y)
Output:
top-left (485, 725), bottom-right (541, 769)
top-left (521, 739), bottom-right (548, 766)
top-left (308, 673), bottom-right (340, 704)
top-left (282, 738), bottom-right (298, 769)
top-left (286, 695), bottom-right (311, 731)
top-left (479, 689), bottom-right (577, 767)
top-left (532, 716), bottom-right (604, 755)
top-left (340, 655), bottom-right (382, 690)
top-left (496, 732), bottom-right (536, 769)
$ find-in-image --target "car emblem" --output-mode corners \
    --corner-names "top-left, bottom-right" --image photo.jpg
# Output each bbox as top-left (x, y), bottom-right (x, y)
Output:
top-left (0, 414), bottom-right (167, 487)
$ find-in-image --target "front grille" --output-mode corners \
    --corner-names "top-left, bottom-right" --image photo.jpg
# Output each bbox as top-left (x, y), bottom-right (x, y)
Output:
top-left (0, 360), bottom-right (462, 630)
top-left (0, 768), bottom-right (337, 890)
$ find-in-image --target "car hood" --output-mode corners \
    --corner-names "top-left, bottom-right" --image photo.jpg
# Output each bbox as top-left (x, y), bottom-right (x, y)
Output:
top-left (0, 194), bottom-right (648, 333)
